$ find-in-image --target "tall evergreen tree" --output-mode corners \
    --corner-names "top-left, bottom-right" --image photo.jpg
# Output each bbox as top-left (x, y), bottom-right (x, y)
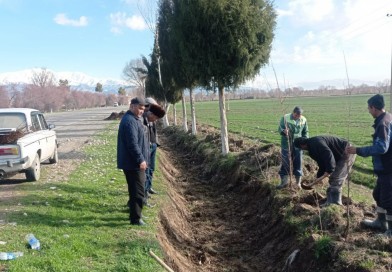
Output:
top-left (95, 83), bottom-right (103, 93)
top-left (173, 0), bottom-right (276, 154)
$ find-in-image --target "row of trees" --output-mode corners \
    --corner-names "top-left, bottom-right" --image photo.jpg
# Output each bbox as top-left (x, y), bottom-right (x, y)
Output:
top-left (123, 0), bottom-right (277, 155)
top-left (0, 68), bottom-right (131, 111)
top-left (0, 83), bottom-right (130, 112)
top-left (186, 81), bottom-right (391, 102)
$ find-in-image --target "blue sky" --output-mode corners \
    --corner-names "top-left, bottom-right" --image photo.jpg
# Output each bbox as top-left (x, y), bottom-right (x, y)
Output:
top-left (0, 0), bottom-right (155, 81)
top-left (0, 0), bottom-right (391, 89)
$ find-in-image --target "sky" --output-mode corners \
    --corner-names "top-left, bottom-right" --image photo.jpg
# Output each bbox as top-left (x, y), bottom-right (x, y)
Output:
top-left (262, 0), bottom-right (392, 89)
top-left (0, 0), bottom-right (391, 89)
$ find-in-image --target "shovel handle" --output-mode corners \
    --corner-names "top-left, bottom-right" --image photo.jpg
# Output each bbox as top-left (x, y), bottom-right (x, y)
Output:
top-left (302, 176), bottom-right (325, 188)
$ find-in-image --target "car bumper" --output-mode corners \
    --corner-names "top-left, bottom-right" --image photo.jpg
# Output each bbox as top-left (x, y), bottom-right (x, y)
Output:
top-left (0, 157), bottom-right (29, 176)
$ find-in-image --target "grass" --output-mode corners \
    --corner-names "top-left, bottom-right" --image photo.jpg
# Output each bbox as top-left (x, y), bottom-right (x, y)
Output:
top-left (175, 93), bottom-right (391, 188)
top-left (314, 234), bottom-right (332, 260)
top-left (0, 123), bottom-right (166, 272)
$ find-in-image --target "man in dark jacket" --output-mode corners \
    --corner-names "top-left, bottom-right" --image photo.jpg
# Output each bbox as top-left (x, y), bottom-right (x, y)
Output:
top-left (142, 99), bottom-right (166, 206)
top-left (117, 97), bottom-right (150, 226)
top-left (294, 135), bottom-right (356, 206)
top-left (144, 98), bottom-right (165, 196)
top-left (346, 94), bottom-right (392, 238)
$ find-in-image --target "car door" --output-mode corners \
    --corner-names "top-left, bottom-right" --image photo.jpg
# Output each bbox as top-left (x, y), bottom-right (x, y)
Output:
top-left (30, 112), bottom-right (54, 161)
top-left (37, 113), bottom-right (56, 161)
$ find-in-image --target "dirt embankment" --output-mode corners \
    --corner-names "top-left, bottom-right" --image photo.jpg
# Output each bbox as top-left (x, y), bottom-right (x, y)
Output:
top-left (157, 125), bottom-right (392, 272)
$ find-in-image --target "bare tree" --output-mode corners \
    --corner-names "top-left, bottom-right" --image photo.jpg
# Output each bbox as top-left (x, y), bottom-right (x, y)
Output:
top-left (118, 95), bottom-right (129, 105)
top-left (31, 68), bottom-right (56, 88)
top-left (106, 93), bottom-right (117, 106)
top-left (0, 86), bottom-right (9, 107)
top-left (122, 58), bottom-right (147, 96)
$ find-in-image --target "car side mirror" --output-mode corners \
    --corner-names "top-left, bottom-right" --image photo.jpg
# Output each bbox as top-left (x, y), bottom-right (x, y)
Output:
top-left (48, 124), bottom-right (56, 130)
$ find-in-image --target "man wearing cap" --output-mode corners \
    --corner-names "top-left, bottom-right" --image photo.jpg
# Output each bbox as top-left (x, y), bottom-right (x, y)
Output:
top-left (294, 136), bottom-right (356, 206)
top-left (143, 98), bottom-right (166, 206)
top-left (276, 106), bottom-right (309, 189)
top-left (117, 97), bottom-right (150, 226)
top-left (346, 94), bottom-right (392, 238)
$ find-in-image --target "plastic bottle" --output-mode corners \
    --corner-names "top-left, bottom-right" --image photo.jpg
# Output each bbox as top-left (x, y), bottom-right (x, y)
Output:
top-left (0, 252), bottom-right (24, 260)
top-left (25, 234), bottom-right (40, 250)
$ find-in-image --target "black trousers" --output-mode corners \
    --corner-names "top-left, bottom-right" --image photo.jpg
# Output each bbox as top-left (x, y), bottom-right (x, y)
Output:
top-left (123, 169), bottom-right (146, 223)
top-left (373, 173), bottom-right (392, 214)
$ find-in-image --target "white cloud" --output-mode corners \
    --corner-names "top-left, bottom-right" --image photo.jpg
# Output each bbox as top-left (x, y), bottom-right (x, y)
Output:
top-left (275, 0), bottom-right (392, 65)
top-left (278, 0), bottom-right (335, 23)
top-left (54, 13), bottom-right (88, 27)
top-left (257, 0), bottom-right (392, 87)
top-left (275, 8), bottom-right (293, 17)
top-left (304, 31), bottom-right (315, 42)
top-left (109, 12), bottom-right (147, 32)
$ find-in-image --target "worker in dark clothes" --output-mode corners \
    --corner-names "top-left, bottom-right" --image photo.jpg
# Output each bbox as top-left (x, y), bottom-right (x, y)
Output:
top-left (294, 135), bottom-right (356, 206)
top-left (117, 97), bottom-right (150, 226)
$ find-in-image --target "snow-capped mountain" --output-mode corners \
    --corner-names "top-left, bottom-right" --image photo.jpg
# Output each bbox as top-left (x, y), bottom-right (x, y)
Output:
top-left (0, 68), bottom-right (131, 93)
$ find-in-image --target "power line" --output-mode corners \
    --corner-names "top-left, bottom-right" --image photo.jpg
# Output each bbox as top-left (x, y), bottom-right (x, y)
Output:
top-left (307, 3), bottom-right (390, 42)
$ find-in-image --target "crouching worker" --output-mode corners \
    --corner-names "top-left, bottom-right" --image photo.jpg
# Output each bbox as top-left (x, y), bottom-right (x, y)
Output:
top-left (346, 94), bottom-right (392, 237)
top-left (294, 136), bottom-right (356, 207)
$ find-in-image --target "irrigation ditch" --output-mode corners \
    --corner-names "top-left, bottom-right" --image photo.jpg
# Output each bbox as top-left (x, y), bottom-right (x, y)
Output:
top-left (156, 125), bottom-right (392, 272)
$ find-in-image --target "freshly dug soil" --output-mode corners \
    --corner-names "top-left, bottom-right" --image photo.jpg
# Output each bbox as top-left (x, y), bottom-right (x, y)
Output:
top-left (157, 125), bottom-right (392, 272)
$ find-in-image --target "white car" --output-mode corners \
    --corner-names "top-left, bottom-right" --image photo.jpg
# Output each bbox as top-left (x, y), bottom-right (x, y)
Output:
top-left (0, 108), bottom-right (58, 181)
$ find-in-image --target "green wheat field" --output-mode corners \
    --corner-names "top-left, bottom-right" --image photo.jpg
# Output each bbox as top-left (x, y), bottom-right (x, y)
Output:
top-left (175, 93), bottom-right (391, 187)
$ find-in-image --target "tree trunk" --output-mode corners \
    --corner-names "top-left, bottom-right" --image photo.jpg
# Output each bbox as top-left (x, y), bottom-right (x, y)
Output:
top-left (173, 103), bottom-right (177, 126)
top-left (189, 87), bottom-right (197, 135)
top-left (162, 102), bottom-right (170, 128)
top-left (218, 86), bottom-right (229, 155)
top-left (226, 92), bottom-right (230, 111)
top-left (182, 90), bottom-right (188, 132)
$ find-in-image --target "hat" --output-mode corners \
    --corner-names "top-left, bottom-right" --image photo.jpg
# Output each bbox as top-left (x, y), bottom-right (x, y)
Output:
top-left (130, 97), bottom-right (147, 106)
top-left (145, 97), bottom-right (158, 105)
top-left (149, 104), bottom-right (166, 118)
top-left (293, 106), bottom-right (303, 114)
top-left (367, 94), bottom-right (385, 110)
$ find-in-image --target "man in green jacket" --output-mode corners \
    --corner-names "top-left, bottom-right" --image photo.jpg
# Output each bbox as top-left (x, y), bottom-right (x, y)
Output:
top-left (276, 106), bottom-right (309, 189)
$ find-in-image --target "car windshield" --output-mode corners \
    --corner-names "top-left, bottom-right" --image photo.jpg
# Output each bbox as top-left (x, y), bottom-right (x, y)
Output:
top-left (0, 113), bottom-right (27, 129)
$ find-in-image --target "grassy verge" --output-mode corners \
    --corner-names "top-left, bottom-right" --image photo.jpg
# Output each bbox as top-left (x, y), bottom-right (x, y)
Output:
top-left (0, 123), bottom-right (166, 272)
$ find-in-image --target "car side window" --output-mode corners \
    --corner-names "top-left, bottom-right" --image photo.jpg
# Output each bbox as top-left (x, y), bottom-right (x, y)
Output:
top-left (31, 113), bottom-right (42, 131)
top-left (38, 114), bottom-right (48, 129)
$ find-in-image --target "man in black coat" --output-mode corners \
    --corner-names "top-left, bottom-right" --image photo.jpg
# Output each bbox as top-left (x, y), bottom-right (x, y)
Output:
top-left (294, 136), bottom-right (356, 206)
top-left (117, 97), bottom-right (150, 226)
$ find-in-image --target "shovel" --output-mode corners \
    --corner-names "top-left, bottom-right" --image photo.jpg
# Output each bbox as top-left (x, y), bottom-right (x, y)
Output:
top-left (300, 177), bottom-right (326, 190)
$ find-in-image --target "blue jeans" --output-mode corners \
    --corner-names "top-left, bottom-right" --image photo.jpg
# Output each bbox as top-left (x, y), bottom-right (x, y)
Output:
top-left (279, 147), bottom-right (303, 178)
top-left (145, 143), bottom-right (157, 192)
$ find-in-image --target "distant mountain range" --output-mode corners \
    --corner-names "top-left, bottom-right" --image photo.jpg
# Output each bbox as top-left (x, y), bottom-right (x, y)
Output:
top-left (1, 69), bottom-right (383, 93)
top-left (0, 69), bottom-right (130, 93)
